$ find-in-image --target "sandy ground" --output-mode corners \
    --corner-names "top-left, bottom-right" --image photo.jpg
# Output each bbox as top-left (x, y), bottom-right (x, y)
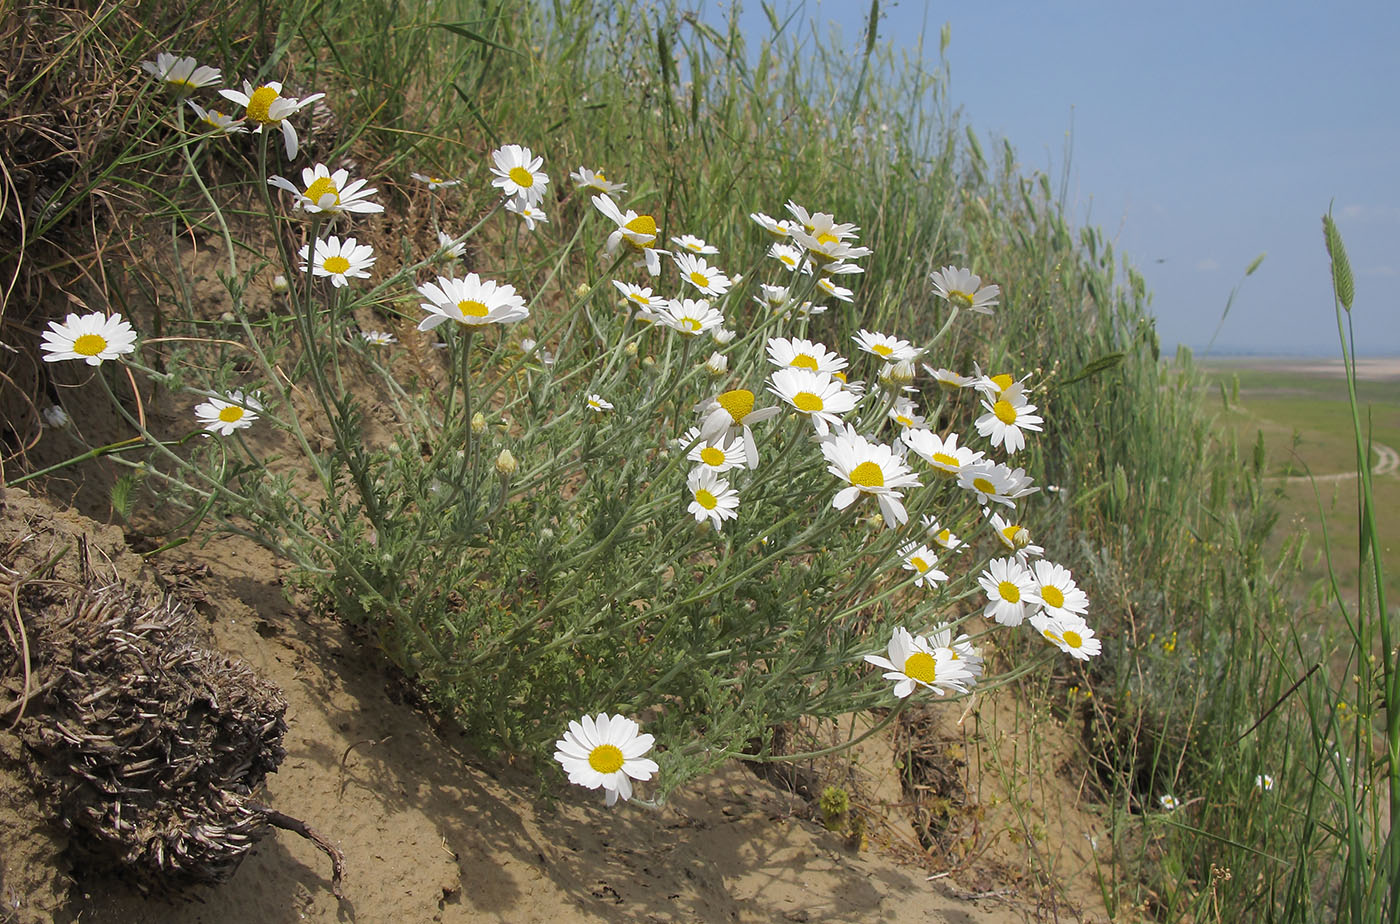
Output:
top-left (0, 488), bottom-right (1111, 923)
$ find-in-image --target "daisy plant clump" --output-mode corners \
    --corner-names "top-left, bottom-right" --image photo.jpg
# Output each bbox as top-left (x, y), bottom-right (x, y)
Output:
top-left (52, 54), bottom-right (1105, 811)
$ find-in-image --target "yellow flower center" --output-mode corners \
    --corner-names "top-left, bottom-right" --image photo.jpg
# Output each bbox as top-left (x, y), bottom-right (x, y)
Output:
top-left (1002, 526), bottom-right (1027, 548)
top-left (627, 293), bottom-right (649, 305)
top-left (937, 377), bottom-right (963, 391)
top-left (1042, 629), bottom-right (1063, 645)
top-left (990, 373), bottom-right (1013, 393)
top-left (322, 255), bottom-right (351, 275)
top-left (832, 371), bottom-right (848, 383)
top-left (246, 85), bottom-right (280, 124)
top-left (1062, 629), bottom-right (1083, 649)
top-left (792, 392), bottom-right (824, 413)
top-left (997, 581), bottom-right (1021, 603)
top-left (936, 529), bottom-right (952, 544)
top-left (588, 743), bottom-right (625, 774)
top-left (716, 389), bottom-right (754, 424)
top-left (927, 452), bottom-right (959, 469)
top-left (595, 171), bottom-right (607, 181)
top-left (895, 415), bottom-right (914, 428)
top-left (458, 299), bottom-right (489, 318)
top-left (849, 461), bottom-right (884, 488)
top-left (695, 489), bottom-right (718, 510)
top-left (305, 176), bottom-right (340, 206)
top-left (973, 477), bottom-right (997, 495)
top-left (779, 254), bottom-right (797, 267)
top-left (871, 344), bottom-right (893, 357)
top-left (993, 400), bottom-right (1018, 425)
top-left (508, 165), bottom-right (535, 188)
top-left (624, 214), bottom-right (657, 237)
top-left (1041, 586), bottom-right (1066, 609)
top-left (947, 288), bottom-right (974, 308)
top-left (699, 447), bottom-right (725, 466)
top-left (72, 333), bottom-right (107, 357)
top-left (681, 317), bottom-right (701, 332)
top-left (218, 405), bottom-right (245, 423)
top-left (790, 354), bottom-right (819, 370)
top-left (816, 231), bottom-right (839, 247)
top-left (902, 651), bottom-right (938, 685)
top-left (909, 556), bottom-right (929, 573)
top-left (689, 271), bottom-right (710, 288)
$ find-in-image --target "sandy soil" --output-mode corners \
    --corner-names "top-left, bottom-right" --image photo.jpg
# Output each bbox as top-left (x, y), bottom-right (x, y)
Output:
top-left (1, 488), bottom-right (1110, 923)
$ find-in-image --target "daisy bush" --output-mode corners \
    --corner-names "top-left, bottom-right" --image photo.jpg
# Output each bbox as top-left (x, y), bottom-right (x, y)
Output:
top-left (27, 11), bottom-right (1114, 813)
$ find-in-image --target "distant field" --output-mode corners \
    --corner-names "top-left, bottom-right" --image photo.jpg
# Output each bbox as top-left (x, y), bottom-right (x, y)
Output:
top-left (1199, 357), bottom-right (1400, 614)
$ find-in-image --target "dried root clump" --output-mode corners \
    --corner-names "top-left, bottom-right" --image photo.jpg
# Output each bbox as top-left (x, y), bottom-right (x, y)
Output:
top-left (9, 575), bottom-right (288, 889)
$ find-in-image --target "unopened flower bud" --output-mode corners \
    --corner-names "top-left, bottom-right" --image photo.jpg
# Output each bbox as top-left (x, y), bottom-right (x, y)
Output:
top-left (712, 327), bottom-right (736, 345)
top-left (624, 341), bottom-right (639, 357)
top-left (471, 411), bottom-right (487, 436)
top-left (879, 359), bottom-right (916, 388)
top-left (495, 448), bottom-right (517, 476)
top-left (272, 274), bottom-right (289, 294)
top-left (642, 356), bottom-right (655, 369)
top-left (705, 351), bottom-right (728, 375)
top-left (575, 282), bottom-right (591, 297)
top-left (42, 405), bottom-right (70, 429)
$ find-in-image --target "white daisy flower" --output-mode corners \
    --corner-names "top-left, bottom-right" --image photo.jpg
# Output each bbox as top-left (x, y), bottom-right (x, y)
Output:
top-left (754, 284), bottom-right (792, 312)
top-left (819, 425), bottom-right (920, 528)
top-left (790, 227), bottom-right (872, 265)
top-left (416, 273), bottom-right (528, 330)
top-left (970, 367), bottom-right (1021, 400)
top-left (888, 397), bottom-right (924, 432)
top-left (506, 197), bottom-right (548, 230)
top-left (672, 252), bottom-right (731, 296)
top-left (975, 383), bottom-right (1043, 455)
top-left (610, 281), bottom-right (665, 322)
top-left (958, 461), bottom-right (1039, 508)
top-left (921, 515), bottom-right (968, 551)
top-left (686, 467), bottom-right (740, 530)
top-left (186, 100), bottom-right (245, 134)
top-left (785, 201), bottom-right (860, 239)
top-left (1159, 794), bottom-right (1181, 812)
top-left (1028, 560), bottom-right (1090, 620)
top-left (489, 143), bottom-right (549, 205)
top-left (40, 312), bottom-right (136, 366)
top-left (592, 194), bottom-right (666, 276)
top-left (898, 542), bottom-right (947, 588)
top-left (901, 429), bottom-right (985, 476)
top-left (930, 265), bottom-right (1000, 314)
top-left (749, 211), bottom-right (795, 238)
top-left (988, 512), bottom-right (1044, 561)
top-left (864, 627), bottom-right (972, 699)
top-left (705, 351), bottom-right (729, 376)
top-left (768, 243), bottom-right (808, 273)
top-left (587, 394), bottom-right (614, 412)
top-left (670, 234), bottom-right (718, 255)
top-left (1255, 774), bottom-right (1276, 792)
top-left (570, 166), bottom-right (626, 195)
top-left (437, 230), bottom-right (466, 260)
top-left (268, 163), bottom-right (383, 216)
top-left (411, 172), bottom-right (461, 189)
top-left (218, 80), bottom-right (324, 159)
top-left (41, 405), bottom-right (70, 429)
top-left (695, 388), bottom-right (781, 470)
top-left (553, 713), bottom-right (659, 806)
top-left (923, 366), bottom-right (976, 390)
top-left (360, 330), bottom-right (397, 346)
top-left (768, 367), bottom-right (857, 436)
top-left (686, 432), bottom-right (748, 473)
top-left (142, 53), bottom-right (221, 92)
top-left (194, 390), bottom-right (263, 436)
top-left (657, 298), bottom-right (724, 337)
top-left (979, 557), bottom-right (1036, 626)
top-left (816, 276), bottom-right (853, 302)
top-left (765, 337), bottom-right (848, 378)
top-left (298, 235), bottom-right (375, 287)
top-left (925, 623), bottom-right (984, 682)
top-left (852, 330), bottom-right (919, 363)
top-left (1030, 612), bottom-right (1102, 661)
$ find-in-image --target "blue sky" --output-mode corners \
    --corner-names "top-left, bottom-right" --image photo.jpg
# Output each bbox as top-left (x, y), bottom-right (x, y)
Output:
top-left (709, 1), bottom-right (1400, 356)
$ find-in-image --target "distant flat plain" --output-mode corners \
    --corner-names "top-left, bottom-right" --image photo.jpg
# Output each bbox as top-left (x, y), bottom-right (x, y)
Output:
top-left (1199, 355), bottom-right (1399, 615)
